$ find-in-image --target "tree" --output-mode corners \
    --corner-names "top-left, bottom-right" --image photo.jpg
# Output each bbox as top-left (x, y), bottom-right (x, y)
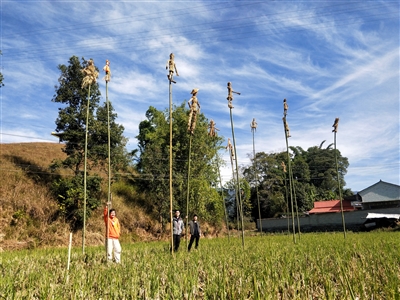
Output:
top-left (243, 151), bottom-right (287, 218)
top-left (300, 141), bottom-right (349, 200)
top-left (135, 103), bottom-right (225, 225)
top-left (243, 141), bottom-right (350, 219)
top-left (50, 56), bottom-right (129, 230)
top-left (224, 177), bottom-right (252, 224)
top-left (91, 101), bottom-right (130, 177)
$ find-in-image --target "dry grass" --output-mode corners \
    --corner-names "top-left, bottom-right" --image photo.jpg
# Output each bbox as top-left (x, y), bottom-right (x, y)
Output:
top-left (0, 142), bottom-right (168, 251)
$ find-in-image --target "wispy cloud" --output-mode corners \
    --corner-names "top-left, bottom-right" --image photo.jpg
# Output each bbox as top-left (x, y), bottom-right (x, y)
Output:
top-left (1, 1), bottom-right (398, 191)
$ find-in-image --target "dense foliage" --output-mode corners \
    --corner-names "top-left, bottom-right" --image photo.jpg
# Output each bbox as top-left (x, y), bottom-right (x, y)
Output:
top-left (135, 104), bottom-right (225, 225)
top-left (243, 141), bottom-right (352, 219)
top-left (50, 56), bottom-right (129, 230)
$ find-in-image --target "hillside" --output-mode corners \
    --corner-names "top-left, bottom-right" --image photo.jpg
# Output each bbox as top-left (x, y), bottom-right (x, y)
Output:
top-left (0, 142), bottom-right (166, 251)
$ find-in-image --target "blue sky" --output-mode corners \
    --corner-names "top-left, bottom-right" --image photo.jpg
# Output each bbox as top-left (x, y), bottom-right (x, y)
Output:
top-left (1, 1), bottom-right (399, 192)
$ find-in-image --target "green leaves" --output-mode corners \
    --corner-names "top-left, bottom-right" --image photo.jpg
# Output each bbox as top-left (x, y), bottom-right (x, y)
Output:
top-left (243, 141), bottom-right (350, 219)
top-left (51, 173), bottom-right (102, 231)
top-left (50, 56), bottom-right (129, 230)
top-left (135, 103), bottom-right (224, 223)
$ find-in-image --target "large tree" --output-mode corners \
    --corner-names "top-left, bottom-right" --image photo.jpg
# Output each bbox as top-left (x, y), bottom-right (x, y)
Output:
top-left (295, 140), bottom-right (350, 200)
top-left (243, 151), bottom-right (288, 218)
top-left (135, 103), bottom-right (225, 225)
top-left (243, 141), bottom-right (351, 219)
top-left (50, 56), bottom-right (129, 230)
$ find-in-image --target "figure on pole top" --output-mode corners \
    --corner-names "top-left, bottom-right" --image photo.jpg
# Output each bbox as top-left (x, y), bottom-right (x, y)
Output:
top-left (332, 117), bottom-right (339, 132)
top-left (103, 59), bottom-right (111, 82)
top-left (187, 88), bottom-right (200, 135)
top-left (227, 82), bottom-right (240, 108)
top-left (208, 119), bottom-right (219, 137)
top-left (81, 59), bottom-right (99, 89)
top-left (283, 99), bottom-right (288, 116)
top-left (250, 118), bottom-right (257, 132)
top-left (166, 53), bottom-right (179, 84)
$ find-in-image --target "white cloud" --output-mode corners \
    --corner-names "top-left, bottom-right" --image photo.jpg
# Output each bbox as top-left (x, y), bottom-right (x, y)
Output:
top-left (1, 1), bottom-right (398, 192)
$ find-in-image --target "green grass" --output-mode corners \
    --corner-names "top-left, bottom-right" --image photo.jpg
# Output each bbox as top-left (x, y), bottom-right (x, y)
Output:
top-left (1, 232), bottom-right (399, 299)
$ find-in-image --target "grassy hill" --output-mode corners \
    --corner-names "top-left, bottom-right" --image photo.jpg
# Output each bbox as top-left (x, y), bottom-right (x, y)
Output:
top-left (0, 142), bottom-right (165, 251)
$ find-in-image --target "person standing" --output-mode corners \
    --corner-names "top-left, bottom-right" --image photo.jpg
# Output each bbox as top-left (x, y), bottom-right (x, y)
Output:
top-left (104, 203), bottom-right (121, 263)
top-left (188, 214), bottom-right (201, 251)
top-left (172, 210), bottom-right (184, 252)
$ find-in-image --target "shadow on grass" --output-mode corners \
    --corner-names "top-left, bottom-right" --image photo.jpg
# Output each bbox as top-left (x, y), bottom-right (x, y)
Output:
top-left (5, 154), bottom-right (60, 187)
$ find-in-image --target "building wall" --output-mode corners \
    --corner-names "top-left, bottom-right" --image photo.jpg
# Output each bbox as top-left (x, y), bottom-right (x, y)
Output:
top-left (258, 207), bottom-right (400, 232)
top-left (359, 181), bottom-right (400, 203)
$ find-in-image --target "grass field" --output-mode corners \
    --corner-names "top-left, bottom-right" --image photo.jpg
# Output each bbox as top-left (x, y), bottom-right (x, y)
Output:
top-left (1, 231), bottom-right (399, 299)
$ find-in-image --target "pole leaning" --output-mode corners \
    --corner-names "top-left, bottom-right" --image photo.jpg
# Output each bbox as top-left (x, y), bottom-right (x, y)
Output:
top-left (250, 118), bottom-right (262, 233)
top-left (282, 99), bottom-right (296, 244)
top-left (226, 82), bottom-right (244, 248)
top-left (80, 58), bottom-right (98, 254)
top-left (209, 120), bottom-right (230, 240)
top-left (333, 118), bottom-right (346, 238)
top-left (166, 53), bottom-right (179, 255)
top-left (103, 59), bottom-right (112, 260)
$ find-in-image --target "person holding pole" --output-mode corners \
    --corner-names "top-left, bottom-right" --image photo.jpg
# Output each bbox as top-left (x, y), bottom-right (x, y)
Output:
top-left (172, 210), bottom-right (184, 252)
top-left (104, 203), bottom-right (121, 263)
top-left (188, 214), bottom-right (201, 251)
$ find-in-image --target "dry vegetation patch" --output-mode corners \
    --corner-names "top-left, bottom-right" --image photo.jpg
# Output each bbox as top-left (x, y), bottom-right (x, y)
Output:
top-left (0, 143), bottom-right (163, 250)
top-left (1, 143), bottom-right (227, 251)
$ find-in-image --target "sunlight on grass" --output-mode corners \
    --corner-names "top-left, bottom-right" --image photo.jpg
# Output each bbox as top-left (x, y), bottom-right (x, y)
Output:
top-left (1, 232), bottom-right (399, 299)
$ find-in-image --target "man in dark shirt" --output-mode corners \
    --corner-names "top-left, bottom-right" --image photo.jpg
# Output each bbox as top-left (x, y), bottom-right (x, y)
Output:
top-left (172, 210), bottom-right (184, 252)
top-left (188, 214), bottom-right (201, 251)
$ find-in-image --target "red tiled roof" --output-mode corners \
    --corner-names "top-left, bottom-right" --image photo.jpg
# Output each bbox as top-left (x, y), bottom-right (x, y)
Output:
top-left (309, 200), bottom-right (355, 214)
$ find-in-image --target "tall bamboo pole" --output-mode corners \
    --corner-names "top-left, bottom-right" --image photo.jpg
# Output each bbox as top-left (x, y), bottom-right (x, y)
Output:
top-left (82, 84), bottom-right (90, 254)
top-left (169, 80), bottom-right (174, 255)
top-left (217, 162), bottom-right (230, 240)
top-left (166, 53), bottom-right (179, 255)
top-left (250, 119), bottom-right (262, 233)
top-left (290, 172), bottom-right (301, 240)
top-left (186, 88), bottom-right (200, 248)
top-left (228, 142), bottom-right (240, 235)
top-left (81, 59), bottom-right (98, 254)
top-left (104, 60), bottom-right (112, 260)
top-left (226, 82), bottom-right (244, 247)
top-left (281, 162), bottom-right (290, 235)
top-left (210, 128), bottom-right (230, 240)
top-left (229, 110), bottom-right (245, 248)
top-left (185, 134), bottom-right (192, 248)
top-left (283, 116), bottom-right (296, 244)
top-left (333, 118), bottom-right (346, 238)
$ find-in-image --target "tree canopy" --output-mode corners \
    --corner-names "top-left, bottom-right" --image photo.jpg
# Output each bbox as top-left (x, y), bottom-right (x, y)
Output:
top-left (243, 141), bottom-right (352, 219)
top-left (135, 103), bottom-right (225, 225)
top-left (50, 55), bottom-right (129, 230)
